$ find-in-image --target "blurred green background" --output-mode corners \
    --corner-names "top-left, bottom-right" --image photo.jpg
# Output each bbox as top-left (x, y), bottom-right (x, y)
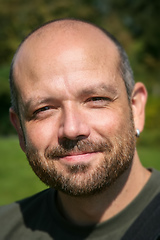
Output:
top-left (0, 0), bottom-right (160, 205)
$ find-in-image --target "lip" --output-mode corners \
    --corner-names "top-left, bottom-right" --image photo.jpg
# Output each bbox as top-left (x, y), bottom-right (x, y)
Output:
top-left (58, 151), bottom-right (99, 164)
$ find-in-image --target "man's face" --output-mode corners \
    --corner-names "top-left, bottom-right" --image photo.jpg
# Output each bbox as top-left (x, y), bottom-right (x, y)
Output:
top-left (13, 25), bottom-right (136, 196)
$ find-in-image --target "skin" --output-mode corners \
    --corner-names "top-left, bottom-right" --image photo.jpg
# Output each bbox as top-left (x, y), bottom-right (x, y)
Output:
top-left (10, 20), bottom-right (150, 225)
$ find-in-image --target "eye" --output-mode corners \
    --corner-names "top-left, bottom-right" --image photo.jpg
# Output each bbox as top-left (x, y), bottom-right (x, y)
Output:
top-left (90, 97), bottom-right (109, 101)
top-left (34, 106), bottom-right (51, 114)
top-left (86, 96), bottom-right (112, 107)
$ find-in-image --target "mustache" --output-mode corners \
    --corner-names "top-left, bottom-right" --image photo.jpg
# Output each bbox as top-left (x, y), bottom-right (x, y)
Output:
top-left (44, 139), bottom-right (113, 160)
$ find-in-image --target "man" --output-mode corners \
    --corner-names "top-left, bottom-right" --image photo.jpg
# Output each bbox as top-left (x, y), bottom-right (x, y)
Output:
top-left (0, 18), bottom-right (160, 239)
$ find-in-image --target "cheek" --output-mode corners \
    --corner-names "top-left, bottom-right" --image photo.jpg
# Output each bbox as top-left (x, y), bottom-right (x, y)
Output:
top-left (89, 109), bottom-right (127, 138)
top-left (24, 119), bottom-right (59, 150)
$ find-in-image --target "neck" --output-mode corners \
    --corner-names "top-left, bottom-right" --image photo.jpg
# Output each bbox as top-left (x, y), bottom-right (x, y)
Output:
top-left (56, 152), bottom-right (151, 226)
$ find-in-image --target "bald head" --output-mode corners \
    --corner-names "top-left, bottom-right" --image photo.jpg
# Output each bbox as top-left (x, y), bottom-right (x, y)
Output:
top-left (10, 18), bottom-right (134, 115)
top-left (14, 19), bottom-right (119, 69)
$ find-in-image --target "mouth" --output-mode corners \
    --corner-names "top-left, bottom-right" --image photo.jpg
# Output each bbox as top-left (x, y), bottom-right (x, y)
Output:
top-left (57, 151), bottom-right (101, 164)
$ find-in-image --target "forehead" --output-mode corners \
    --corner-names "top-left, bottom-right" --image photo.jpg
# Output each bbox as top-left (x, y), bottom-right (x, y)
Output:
top-left (13, 21), bottom-right (122, 97)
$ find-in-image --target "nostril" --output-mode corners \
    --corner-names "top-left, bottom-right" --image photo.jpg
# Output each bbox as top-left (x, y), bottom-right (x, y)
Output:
top-left (59, 135), bottom-right (87, 150)
top-left (59, 138), bottom-right (78, 150)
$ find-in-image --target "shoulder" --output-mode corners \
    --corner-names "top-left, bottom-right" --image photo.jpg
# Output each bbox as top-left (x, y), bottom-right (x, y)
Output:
top-left (0, 189), bottom-right (55, 240)
top-left (0, 201), bottom-right (20, 224)
top-left (17, 188), bottom-right (53, 209)
top-left (151, 168), bottom-right (160, 178)
top-left (122, 186), bottom-right (160, 240)
top-left (142, 168), bottom-right (160, 196)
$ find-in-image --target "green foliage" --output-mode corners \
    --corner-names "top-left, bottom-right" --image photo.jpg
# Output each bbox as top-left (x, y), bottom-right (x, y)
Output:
top-left (145, 96), bottom-right (160, 129)
top-left (0, 65), bottom-right (16, 135)
top-left (0, 0), bottom-right (103, 64)
top-left (110, 0), bottom-right (160, 60)
top-left (0, 65), bottom-right (10, 94)
top-left (137, 129), bottom-right (160, 148)
top-left (107, 0), bottom-right (160, 96)
top-left (138, 146), bottom-right (160, 170)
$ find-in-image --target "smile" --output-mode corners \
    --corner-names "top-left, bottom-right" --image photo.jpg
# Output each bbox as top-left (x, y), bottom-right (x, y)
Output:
top-left (58, 151), bottom-right (100, 164)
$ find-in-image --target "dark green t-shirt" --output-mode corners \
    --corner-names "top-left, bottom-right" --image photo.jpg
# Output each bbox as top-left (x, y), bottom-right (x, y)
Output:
top-left (0, 169), bottom-right (160, 240)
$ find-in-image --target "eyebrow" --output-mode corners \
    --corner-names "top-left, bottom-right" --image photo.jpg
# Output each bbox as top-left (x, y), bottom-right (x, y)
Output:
top-left (22, 97), bottom-right (55, 116)
top-left (79, 83), bottom-right (118, 96)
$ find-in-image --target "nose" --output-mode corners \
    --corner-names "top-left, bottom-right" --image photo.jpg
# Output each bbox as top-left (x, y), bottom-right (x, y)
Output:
top-left (58, 103), bottom-right (90, 141)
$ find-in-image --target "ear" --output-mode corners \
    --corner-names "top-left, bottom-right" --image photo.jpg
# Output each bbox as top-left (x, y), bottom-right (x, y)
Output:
top-left (9, 108), bottom-right (26, 152)
top-left (131, 82), bottom-right (148, 133)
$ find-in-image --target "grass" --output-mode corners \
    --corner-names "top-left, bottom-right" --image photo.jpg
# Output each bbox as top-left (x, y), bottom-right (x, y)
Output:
top-left (0, 136), bottom-right (46, 206)
top-left (138, 146), bottom-right (160, 170)
top-left (0, 136), bottom-right (160, 206)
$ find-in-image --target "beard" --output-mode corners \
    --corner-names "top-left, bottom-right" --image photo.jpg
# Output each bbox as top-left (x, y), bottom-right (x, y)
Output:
top-left (25, 111), bottom-right (136, 197)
